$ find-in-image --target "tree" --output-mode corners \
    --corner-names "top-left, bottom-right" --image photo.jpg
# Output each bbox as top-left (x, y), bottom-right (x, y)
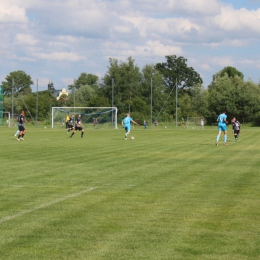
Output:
top-left (155, 55), bottom-right (203, 93)
top-left (68, 73), bottom-right (99, 90)
top-left (140, 64), bottom-right (166, 116)
top-left (213, 66), bottom-right (244, 81)
top-left (101, 57), bottom-right (142, 105)
top-left (21, 91), bottom-right (57, 121)
top-left (190, 84), bottom-right (208, 118)
top-left (75, 85), bottom-right (97, 105)
top-left (2, 70), bottom-right (33, 96)
top-left (88, 95), bottom-right (110, 107)
top-left (207, 75), bottom-right (260, 124)
top-left (178, 93), bottom-right (193, 118)
top-left (3, 96), bottom-right (22, 114)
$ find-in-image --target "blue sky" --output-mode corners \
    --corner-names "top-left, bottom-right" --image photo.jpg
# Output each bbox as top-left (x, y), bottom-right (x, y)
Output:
top-left (0, 0), bottom-right (260, 91)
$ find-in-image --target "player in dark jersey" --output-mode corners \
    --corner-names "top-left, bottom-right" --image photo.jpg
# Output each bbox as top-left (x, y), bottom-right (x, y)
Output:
top-left (17, 110), bottom-right (27, 141)
top-left (70, 114), bottom-right (84, 138)
top-left (67, 115), bottom-right (74, 133)
top-left (231, 117), bottom-right (242, 142)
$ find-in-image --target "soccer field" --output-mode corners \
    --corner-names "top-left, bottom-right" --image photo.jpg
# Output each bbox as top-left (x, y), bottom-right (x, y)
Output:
top-left (0, 125), bottom-right (260, 259)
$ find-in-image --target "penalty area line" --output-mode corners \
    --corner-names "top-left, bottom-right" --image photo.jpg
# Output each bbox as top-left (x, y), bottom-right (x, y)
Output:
top-left (0, 187), bottom-right (97, 224)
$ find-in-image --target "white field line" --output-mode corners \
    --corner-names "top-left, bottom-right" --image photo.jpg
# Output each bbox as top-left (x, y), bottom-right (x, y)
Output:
top-left (0, 187), bottom-right (97, 224)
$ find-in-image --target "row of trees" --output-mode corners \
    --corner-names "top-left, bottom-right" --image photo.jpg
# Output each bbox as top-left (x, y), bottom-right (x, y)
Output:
top-left (2, 55), bottom-right (260, 126)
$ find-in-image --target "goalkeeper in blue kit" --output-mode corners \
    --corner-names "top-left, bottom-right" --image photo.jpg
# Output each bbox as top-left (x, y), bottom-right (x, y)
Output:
top-left (122, 113), bottom-right (138, 140)
top-left (216, 110), bottom-right (228, 146)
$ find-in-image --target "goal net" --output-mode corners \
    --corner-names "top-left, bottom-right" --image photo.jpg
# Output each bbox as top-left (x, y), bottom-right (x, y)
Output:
top-left (0, 112), bottom-right (10, 127)
top-left (211, 123), bottom-right (218, 129)
top-left (51, 107), bottom-right (118, 129)
top-left (186, 117), bottom-right (204, 129)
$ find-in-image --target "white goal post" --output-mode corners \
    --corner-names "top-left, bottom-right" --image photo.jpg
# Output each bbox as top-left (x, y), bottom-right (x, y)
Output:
top-left (186, 117), bottom-right (204, 129)
top-left (51, 107), bottom-right (118, 129)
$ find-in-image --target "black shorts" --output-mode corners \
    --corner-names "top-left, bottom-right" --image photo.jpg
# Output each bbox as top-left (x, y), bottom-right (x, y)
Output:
top-left (234, 130), bottom-right (240, 135)
top-left (68, 124), bottom-right (74, 129)
top-left (75, 126), bottom-right (83, 131)
top-left (18, 125), bottom-right (25, 131)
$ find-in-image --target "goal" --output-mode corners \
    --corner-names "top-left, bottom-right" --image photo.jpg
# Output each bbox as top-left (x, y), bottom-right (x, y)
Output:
top-left (186, 117), bottom-right (204, 129)
top-left (51, 107), bottom-right (118, 129)
top-left (0, 111), bottom-right (11, 127)
top-left (211, 123), bottom-right (218, 129)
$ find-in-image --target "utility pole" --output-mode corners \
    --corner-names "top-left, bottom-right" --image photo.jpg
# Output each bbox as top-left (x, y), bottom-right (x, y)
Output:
top-left (12, 78), bottom-right (14, 127)
top-left (112, 78), bottom-right (114, 128)
top-left (150, 78), bottom-right (152, 128)
top-left (73, 79), bottom-right (76, 118)
top-left (36, 79), bottom-right (38, 127)
top-left (175, 78), bottom-right (178, 128)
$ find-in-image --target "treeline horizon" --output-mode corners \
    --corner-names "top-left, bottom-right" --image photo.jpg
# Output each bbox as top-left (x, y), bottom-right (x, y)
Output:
top-left (2, 55), bottom-right (260, 126)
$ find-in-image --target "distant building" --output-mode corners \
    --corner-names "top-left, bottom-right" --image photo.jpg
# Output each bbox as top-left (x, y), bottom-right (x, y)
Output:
top-left (48, 82), bottom-right (68, 100)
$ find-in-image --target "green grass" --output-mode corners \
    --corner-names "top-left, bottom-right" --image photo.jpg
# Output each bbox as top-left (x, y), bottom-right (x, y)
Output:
top-left (0, 124), bottom-right (260, 259)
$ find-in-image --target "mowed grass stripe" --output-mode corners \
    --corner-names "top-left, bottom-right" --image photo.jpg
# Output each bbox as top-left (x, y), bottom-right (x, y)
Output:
top-left (0, 126), bottom-right (260, 259)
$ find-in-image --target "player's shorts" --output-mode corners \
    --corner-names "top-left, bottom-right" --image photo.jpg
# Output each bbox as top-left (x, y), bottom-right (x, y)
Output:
top-left (68, 124), bottom-right (74, 129)
top-left (234, 130), bottom-right (240, 135)
top-left (18, 125), bottom-right (25, 131)
top-left (75, 126), bottom-right (83, 131)
top-left (218, 125), bottom-right (227, 132)
top-left (124, 126), bottom-right (130, 131)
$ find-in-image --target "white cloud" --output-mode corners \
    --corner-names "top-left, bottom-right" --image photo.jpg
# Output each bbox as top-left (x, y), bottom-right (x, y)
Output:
top-left (108, 0), bottom-right (221, 17)
top-left (202, 5), bottom-right (260, 39)
top-left (0, 2), bottom-right (28, 23)
top-left (198, 63), bottom-right (211, 71)
top-left (239, 58), bottom-right (260, 69)
top-left (16, 34), bottom-right (37, 45)
top-left (135, 40), bottom-right (183, 57)
top-left (32, 52), bottom-right (86, 62)
top-left (167, 0), bottom-right (222, 16)
top-left (210, 56), bottom-right (235, 67)
top-left (103, 40), bottom-right (182, 60)
top-left (1, 0), bottom-right (260, 89)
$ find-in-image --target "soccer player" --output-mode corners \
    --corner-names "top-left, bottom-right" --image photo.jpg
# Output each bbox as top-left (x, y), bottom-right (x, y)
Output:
top-left (93, 117), bottom-right (97, 127)
top-left (17, 110), bottom-right (27, 141)
top-left (70, 114), bottom-right (84, 138)
top-left (200, 118), bottom-right (204, 130)
top-left (144, 120), bottom-right (147, 129)
top-left (216, 110), bottom-right (228, 146)
top-left (122, 113), bottom-right (138, 140)
top-left (231, 117), bottom-right (242, 142)
top-left (181, 117), bottom-right (185, 128)
top-left (67, 115), bottom-right (74, 133)
top-left (14, 120), bottom-right (20, 137)
top-left (65, 114), bottom-right (70, 129)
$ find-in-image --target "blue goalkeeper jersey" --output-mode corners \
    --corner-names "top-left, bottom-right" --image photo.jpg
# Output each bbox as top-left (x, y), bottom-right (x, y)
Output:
top-left (122, 116), bottom-right (132, 129)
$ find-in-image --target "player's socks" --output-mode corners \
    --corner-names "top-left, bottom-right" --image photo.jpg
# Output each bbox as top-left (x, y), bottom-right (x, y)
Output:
top-left (216, 135), bottom-right (220, 142)
top-left (224, 135), bottom-right (227, 143)
top-left (70, 132), bottom-right (74, 138)
top-left (81, 132), bottom-right (84, 137)
top-left (18, 134), bottom-right (21, 139)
